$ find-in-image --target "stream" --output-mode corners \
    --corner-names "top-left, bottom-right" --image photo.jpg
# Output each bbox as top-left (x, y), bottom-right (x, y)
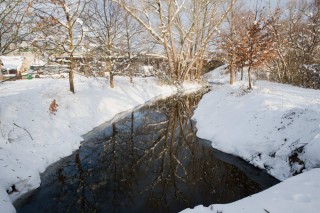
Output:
top-left (15, 90), bottom-right (279, 213)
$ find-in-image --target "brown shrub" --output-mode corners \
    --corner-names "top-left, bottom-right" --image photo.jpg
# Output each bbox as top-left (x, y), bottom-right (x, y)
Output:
top-left (49, 99), bottom-right (58, 115)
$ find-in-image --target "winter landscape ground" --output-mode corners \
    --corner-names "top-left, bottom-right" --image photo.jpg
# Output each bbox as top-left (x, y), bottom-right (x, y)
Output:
top-left (0, 66), bottom-right (320, 212)
top-left (182, 66), bottom-right (320, 212)
top-left (0, 75), bottom-right (201, 212)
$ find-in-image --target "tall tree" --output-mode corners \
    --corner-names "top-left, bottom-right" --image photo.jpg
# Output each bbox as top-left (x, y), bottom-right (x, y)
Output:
top-left (112, 0), bottom-right (236, 84)
top-left (218, 4), bottom-right (279, 89)
top-left (32, 0), bottom-right (90, 93)
top-left (218, 1), bottom-right (245, 84)
top-left (240, 11), bottom-right (278, 89)
top-left (82, 0), bottom-right (154, 86)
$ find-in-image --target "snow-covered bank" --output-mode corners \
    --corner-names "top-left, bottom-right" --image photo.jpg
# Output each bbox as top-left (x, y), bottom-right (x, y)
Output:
top-left (184, 66), bottom-right (320, 212)
top-left (194, 72), bottom-right (320, 180)
top-left (0, 76), bottom-right (201, 212)
top-left (181, 168), bottom-right (320, 213)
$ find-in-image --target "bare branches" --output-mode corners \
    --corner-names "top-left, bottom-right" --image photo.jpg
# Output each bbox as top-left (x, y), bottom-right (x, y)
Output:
top-left (31, 0), bottom-right (90, 93)
top-left (112, 0), bottom-right (236, 83)
top-left (13, 123), bottom-right (33, 141)
top-left (0, 0), bottom-right (33, 55)
top-left (267, 0), bottom-right (320, 88)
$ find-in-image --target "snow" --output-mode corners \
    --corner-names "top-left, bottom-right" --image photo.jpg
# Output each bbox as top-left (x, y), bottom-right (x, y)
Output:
top-left (181, 168), bottom-right (320, 213)
top-left (139, 65), bottom-right (154, 76)
top-left (0, 185), bottom-right (15, 213)
top-left (193, 67), bottom-right (320, 180)
top-left (1, 63), bottom-right (319, 212)
top-left (181, 65), bottom-right (320, 213)
top-left (0, 56), bottom-right (25, 71)
top-left (0, 75), bottom-right (202, 212)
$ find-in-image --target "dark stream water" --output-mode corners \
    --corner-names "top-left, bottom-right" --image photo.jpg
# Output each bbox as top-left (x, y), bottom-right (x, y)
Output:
top-left (15, 90), bottom-right (279, 213)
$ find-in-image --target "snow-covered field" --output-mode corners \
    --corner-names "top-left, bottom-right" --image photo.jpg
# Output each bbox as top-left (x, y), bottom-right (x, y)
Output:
top-left (1, 65), bottom-right (319, 213)
top-left (0, 75), bottom-right (201, 212)
top-left (183, 66), bottom-right (320, 212)
top-left (196, 66), bottom-right (320, 180)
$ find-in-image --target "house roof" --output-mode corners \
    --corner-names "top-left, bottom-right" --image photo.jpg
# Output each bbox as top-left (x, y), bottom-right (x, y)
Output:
top-left (0, 56), bottom-right (25, 70)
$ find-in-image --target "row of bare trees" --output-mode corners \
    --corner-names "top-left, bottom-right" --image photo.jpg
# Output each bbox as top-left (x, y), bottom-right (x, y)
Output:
top-left (268, 0), bottom-right (320, 89)
top-left (1, 0), bottom-right (319, 92)
top-left (1, 0), bottom-right (145, 92)
top-left (1, 0), bottom-right (237, 93)
top-left (112, 0), bottom-right (236, 84)
top-left (218, 0), bottom-right (320, 89)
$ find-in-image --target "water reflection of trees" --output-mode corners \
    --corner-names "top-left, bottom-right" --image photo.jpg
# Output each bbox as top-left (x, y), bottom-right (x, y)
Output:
top-left (18, 91), bottom-right (270, 213)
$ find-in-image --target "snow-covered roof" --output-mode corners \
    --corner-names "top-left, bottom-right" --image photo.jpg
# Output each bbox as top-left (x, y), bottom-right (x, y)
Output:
top-left (0, 56), bottom-right (25, 70)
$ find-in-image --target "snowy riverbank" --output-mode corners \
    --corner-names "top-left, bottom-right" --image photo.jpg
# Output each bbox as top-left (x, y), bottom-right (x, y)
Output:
top-left (181, 168), bottom-right (320, 213)
top-left (183, 66), bottom-right (320, 212)
top-left (0, 76), bottom-right (201, 212)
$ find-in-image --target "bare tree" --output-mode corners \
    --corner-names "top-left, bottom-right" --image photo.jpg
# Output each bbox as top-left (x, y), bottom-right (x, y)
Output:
top-left (32, 0), bottom-right (90, 93)
top-left (218, 1), bottom-right (246, 84)
top-left (111, 0), bottom-right (236, 84)
top-left (84, 0), bottom-right (123, 58)
top-left (82, 0), bottom-right (155, 86)
top-left (81, 0), bottom-right (123, 87)
top-left (121, 12), bottom-right (156, 83)
top-left (0, 0), bottom-right (33, 55)
top-left (268, 0), bottom-right (320, 89)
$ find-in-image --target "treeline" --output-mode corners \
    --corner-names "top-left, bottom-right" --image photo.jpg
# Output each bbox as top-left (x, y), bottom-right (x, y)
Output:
top-left (218, 0), bottom-right (320, 89)
top-left (0, 0), bottom-right (237, 92)
top-left (0, 0), bottom-right (319, 92)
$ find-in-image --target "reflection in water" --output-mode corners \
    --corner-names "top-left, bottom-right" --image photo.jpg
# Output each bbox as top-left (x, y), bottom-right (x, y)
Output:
top-left (16, 91), bottom-right (279, 213)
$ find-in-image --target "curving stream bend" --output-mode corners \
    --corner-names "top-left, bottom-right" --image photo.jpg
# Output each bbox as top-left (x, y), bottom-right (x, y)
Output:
top-left (15, 90), bottom-right (279, 213)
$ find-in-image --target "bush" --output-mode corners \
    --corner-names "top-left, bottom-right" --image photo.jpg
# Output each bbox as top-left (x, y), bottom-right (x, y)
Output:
top-left (49, 99), bottom-right (58, 115)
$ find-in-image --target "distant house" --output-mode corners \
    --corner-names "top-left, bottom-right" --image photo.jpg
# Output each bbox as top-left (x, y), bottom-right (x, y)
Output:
top-left (0, 56), bottom-right (30, 80)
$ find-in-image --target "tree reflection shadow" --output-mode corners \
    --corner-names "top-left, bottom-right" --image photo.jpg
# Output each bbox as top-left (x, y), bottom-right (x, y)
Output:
top-left (16, 91), bottom-right (278, 213)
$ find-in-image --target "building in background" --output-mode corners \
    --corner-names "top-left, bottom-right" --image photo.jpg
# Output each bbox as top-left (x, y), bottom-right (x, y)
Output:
top-left (0, 56), bottom-right (30, 80)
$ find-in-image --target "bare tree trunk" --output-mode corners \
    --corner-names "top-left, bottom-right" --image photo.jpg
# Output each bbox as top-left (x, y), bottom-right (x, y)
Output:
top-left (168, 2), bottom-right (178, 80)
top-left (69, 53), bottom-right (75, 93)
top-left (240, 67), bottom-right (244, 80)
top-left (125, 14), bottom-right (133, 84)
top-left (129, 70), bottom-right (133, 83)
top-left (229, 4), bottom-right (235, 85)
top-left (248, 66), bottom-right (252, 89)
top-left (157, 0), bottom-right (175, 80)
top-left (68, 16), bottom-right (75, 93)
top-left (110, 71), bottom-right (115, 88)
top-left (196, 59), bottom-right (204, 80)
top-left (275, 62), bottom-right (282, 83)
top-left (229, 62), bottom-right (235, 84)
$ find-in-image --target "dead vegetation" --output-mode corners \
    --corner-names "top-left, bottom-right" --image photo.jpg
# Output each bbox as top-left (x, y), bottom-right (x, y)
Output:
top-left (49, 99), bottom-right (58, 115)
